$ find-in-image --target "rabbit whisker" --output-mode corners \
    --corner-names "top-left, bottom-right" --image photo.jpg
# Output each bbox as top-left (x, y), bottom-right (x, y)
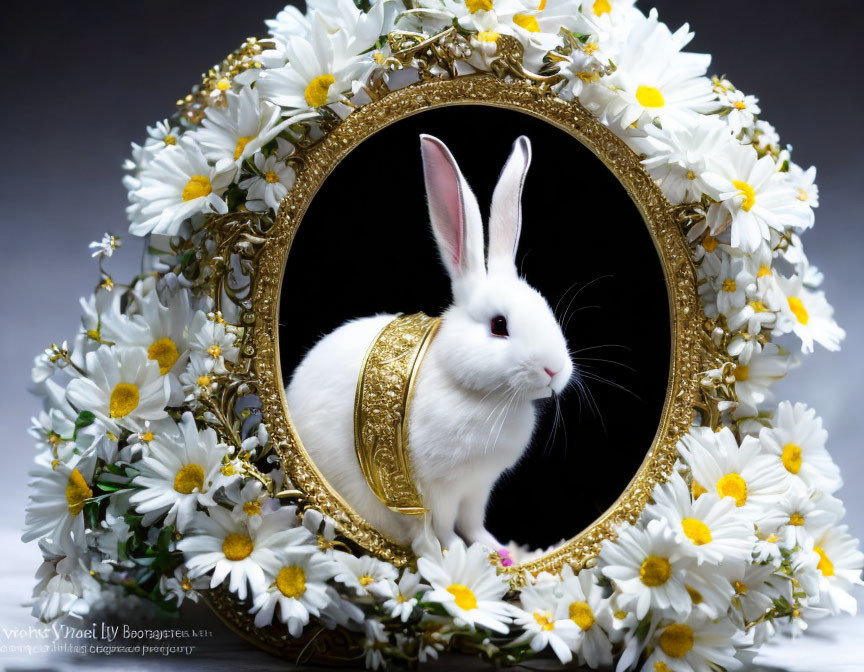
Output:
top-left (562, 304), bottom-right (601, 332)
top-left (557, 274), bottom-right (613, 324)
top-left (569, 343), bottom-right (631, 355)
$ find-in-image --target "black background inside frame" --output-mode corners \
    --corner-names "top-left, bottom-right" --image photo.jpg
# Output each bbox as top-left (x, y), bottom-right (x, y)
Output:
top-left (278, 106), bottom-right (670, 549)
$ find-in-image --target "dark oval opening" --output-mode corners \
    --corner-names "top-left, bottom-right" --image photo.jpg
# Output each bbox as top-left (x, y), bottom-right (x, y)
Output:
top-left (278, 105), bottom-right (670, 550)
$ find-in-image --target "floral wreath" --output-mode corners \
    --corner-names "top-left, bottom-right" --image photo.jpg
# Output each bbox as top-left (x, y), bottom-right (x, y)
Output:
top-left (25, 1), bottom-right (863, 670)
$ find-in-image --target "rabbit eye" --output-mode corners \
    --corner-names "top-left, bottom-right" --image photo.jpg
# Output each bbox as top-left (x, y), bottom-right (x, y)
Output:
top-left (490, 315), bottom-right (509, 337)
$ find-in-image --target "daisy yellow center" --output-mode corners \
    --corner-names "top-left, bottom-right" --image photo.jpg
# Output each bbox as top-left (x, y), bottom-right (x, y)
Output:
top-left (722, 278), bottom-right (737, 293)
top-left (797, 188), bottom-right (808, 202)
top-left (757, 265), bottom-right (772, 277)
top-left (234, 135), bottom-right (255, 161)
top-left (163, 135), bottom-right (177, 146)
top-left (447, 583), bottom-right (478, 610)
top-left (513, 14), bottom-right (540, 32)
top-left (732, 180), bottom-right (756, 211)
top-left (659, 623), bottom-right (694, 659)
top-left (243, 500), bottom-right (262, 516)
top-left (654, 663), bottom-right (672, 672)
top-left (207, 345), bottom-right (222, 358)
top-left (222, 533), bottom-right (254, 561)
top-left (305, 74), bottom-right (335, 107)
top-left (735, 365), bottom-right (749, 382)
top-left (533, 610), bottom-right (555, 631)
top-left (787, 296), bottom-right (809, 325)
top-left (733, 101), bottom-right (747, 110)
top-left (717, 473), bottom-right (748, 507)
top-left (814, 546), bottom-right (834, 577)
top-left (264, 170), bottom-right (281, 184)
top-left (141, 431), bottom-right (154, 442)
top-left (148, 337), bottom-right (179, 375)
top-left (686, 585), bottom-right (703, 604)
top-left (583, 42), bottom-right (599, 54)
top-left (681, 518), bottom-right (712, 546)
top-left (789, 512), bottom-right (805, 526)
top-left (614, 609), bottom-right (628, 620)
top-left (538, 0), bottom-right (546, 8)
top-left (749, 300), bottom-right (768, 313)
top-left (635, 85), bottom-right (665, 108)
top-left (733, 580), bottom-right (748, 595)
top-left (639, 555), bottom-right (671, 587)
top-left (182, 175), bottom-right (212, 202)
top-left (174, 464), bottom-right (205, 494)
top-left (216, 78), bottom-right (232, 91)
top-left (782, 443), bottom-right (803, 474)
top-left (359, 575), bottom-right (375, 586)
top-left (691, 480), bottom-right (707, 498)
top-left (65, 468), bottom-right (93, 516)
top-left (109, 382), bottom-right (140, 418)
top-left (477, 31), bottom-right (500, 42)
top-left (593, 0), bottom-right (612, 16)
top-left (197, 375), bottom-right (212, 387)
top-left (466, 0), bottom-right (493, 12)
top-left (276, 565), bottom-right (306, 598)
top-left (568, 601), bottom-right (595, 630)
top-left (702, 235), bottom-right (719, 252)
top-left (221, 463), bottom-right (237, 476)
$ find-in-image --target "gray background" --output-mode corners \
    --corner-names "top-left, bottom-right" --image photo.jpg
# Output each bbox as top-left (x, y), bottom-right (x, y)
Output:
top-left (0, 1), bottom-right (861, 667)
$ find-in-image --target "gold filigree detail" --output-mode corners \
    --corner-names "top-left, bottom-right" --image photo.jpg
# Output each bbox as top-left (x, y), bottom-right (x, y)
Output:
top-left (354, 312), bottom-right (440, 515)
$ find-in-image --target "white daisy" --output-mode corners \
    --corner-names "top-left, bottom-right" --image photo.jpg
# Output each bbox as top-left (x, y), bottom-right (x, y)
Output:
top-left (767, 484), bottom-right (844, 550)
top-left (810, 525), bottom-right (864, 616)
top-left (23, 450), bottom-right (97, 552)
top-left (581, 10), bottom-right (715, 131)
top-left (251, 550), bottom-right (338, 633)
top-left (333, 551), bottom-right (397, 596)
top-left (159, 566), bottom-right (209, 608)
top-left (728, 562), bottom-right (781, 627)
top-left (678, 426), bottom-right (790, 521)
top-left (720, 88), bottom-right (761, 135)
top-left (127, 138), bottom-right (235, 237)
top-left (88, 233), bottom-right (121, 259)
top-left (512, 581), bottom-right (580, 664)
top-left (644, 471), bottom-right (755, 567)
top-left (189, 86), bottom-right (311, 166)
top-left (630, 116), bottom-right (738, 204)
top-left (144, 119), bottom-right (181, 151)
top-left (66, 345), bottom-right (169, 434)
top-left (733, 342), bottom-right (796, 416)
top-left (375, 570), bottom-right (430, 622)
top-left (787, 163), bottom-right (819, 208)
top-left (301, 507), bottom-right (341, 554)
top-left (179, 352), bottom-right (220, 402)
top-left (417, 538), bottom-right (515, 634)
top-left (103, 288), bottom-right (193, 384)
top-left (702, 143), bottom-right (812, 252)
top-left (641, 612), bottom-right (741, 672)
top-left (228, 478), bottom-right (275, 530)
top-left (239, 152), bottom-right (296, 212)
top-left (555, 566), bottom-right (614, 668)
top-left (775, 273), bottom-right (845, 353)
top-left (188, 311), bottom-right (241, 374)
top-left (306, 0), bottom-right (393, 56)
top-left (178, 506), bottom-right (315, 600)
top-left (758, 401), bottom-right (842, 494)
top-left (711, 254), bottom-right (756, 318)
top-left (129, 412), bottom-right (236, 532)
top-left (599, 518), bottom-right (694, 619)
top-left (256, 19), bottom-right (373, 113)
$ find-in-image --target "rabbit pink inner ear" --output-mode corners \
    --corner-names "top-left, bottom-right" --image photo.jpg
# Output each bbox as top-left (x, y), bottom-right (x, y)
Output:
top-left (488, 135), bottom-right (532, 274)
top-left (421, 135), bottom-right (467, 275)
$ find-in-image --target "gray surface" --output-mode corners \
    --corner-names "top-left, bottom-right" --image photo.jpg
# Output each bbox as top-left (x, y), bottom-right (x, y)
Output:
top-left (1, 0), bottom-right (862, 669)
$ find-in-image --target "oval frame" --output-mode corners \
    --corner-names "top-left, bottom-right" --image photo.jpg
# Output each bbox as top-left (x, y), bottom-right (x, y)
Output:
top-left (245, 74), bottom-right (712, 577)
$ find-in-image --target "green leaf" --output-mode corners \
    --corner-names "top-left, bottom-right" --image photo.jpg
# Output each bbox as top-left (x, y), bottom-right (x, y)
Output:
top-left (73, 411), bottom-right (96, 440)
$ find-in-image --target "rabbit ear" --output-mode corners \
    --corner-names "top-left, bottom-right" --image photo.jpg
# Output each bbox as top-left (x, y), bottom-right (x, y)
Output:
top-left (488, 136), bottom-right (532, 276)
top-left (420, 135), bottom-right (485, 296)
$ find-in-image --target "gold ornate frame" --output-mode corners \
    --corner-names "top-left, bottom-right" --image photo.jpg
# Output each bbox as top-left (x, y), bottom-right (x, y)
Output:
top-left (244, 74), bottom-right (712, 577)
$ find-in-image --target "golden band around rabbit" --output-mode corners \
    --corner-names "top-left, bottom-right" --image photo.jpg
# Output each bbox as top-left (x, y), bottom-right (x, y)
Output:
top-left (353, 312), bottom-right (442, 515)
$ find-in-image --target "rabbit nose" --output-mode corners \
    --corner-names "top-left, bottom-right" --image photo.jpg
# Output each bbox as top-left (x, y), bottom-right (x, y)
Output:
top-left (544, 367), bottom-right (558, 380)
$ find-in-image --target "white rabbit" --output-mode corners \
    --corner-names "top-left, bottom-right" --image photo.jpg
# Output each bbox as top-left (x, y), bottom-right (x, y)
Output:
top-left (285, 134), bottom-right (573, 550)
